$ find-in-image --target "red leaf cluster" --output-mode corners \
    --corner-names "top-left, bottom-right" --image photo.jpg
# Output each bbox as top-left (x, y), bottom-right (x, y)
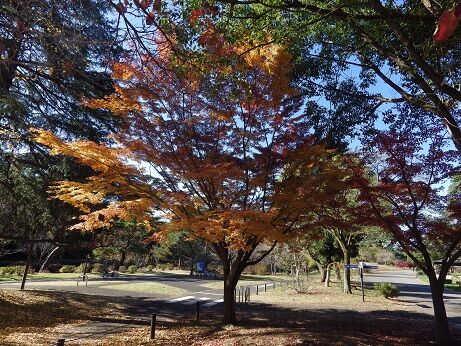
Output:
top-left (433, 2), bottom-right (461, 42)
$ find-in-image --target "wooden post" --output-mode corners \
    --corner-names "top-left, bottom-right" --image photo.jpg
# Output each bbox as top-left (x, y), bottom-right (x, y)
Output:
top-left (264, 283), bottom-right (267, 292)
top-left (21, 241), bottom-right (33, 290)
top-left (360, 268), bottom-right (365, 302)
top-left (55, 339), bottom-right (65, 346)
top-left (150, 314), bottom-right (156, 339)
top-left (195, 301), bottom-right (200, 322)
top-left (83, 257), bottom-right (89, 277)
top-left (256, 285), bottom-right (259, 295)
top-left (245, 287), bottom-right (250, 303)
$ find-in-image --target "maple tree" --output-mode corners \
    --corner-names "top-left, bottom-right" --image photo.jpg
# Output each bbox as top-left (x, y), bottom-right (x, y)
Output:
top-left (354, 127), bottom-right (461, 344)
top-left (34, 35), bottom-right (354, 322)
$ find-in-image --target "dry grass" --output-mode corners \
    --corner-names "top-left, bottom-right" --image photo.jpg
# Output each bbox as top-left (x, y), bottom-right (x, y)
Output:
top-left (1, 278), bottom-right (459, 346)
top-left (0, 289), bottom-right (139, 345)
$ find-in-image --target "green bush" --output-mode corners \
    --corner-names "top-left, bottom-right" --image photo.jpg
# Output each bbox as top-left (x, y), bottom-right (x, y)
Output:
top-left (75, 263), bottom-right (92, 273)
top-left (146, 265), bottom-right (155, 272)
top-left (127, 265), bottom-right (138, 274)
top-left (156, 263), bottom-right (174, 271)
top-left (374, 282), bottom-right (400, 298)
top-left (59, 265), bottom-right (76, 273)
top-left (119, 265), bottom-right (127, 273)
top-left (255, 263), bottom-right (270, 275)
top-left (0, 265), bottom-right (25, 275)
top-left (91, 263), bottom-right (104, 273)
top-left (47, 264), bottom-right (62, 273)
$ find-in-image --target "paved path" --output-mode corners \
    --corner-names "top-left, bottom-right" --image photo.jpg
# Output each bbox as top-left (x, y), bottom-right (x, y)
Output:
top-left (365, 268), bottom-right (461, 329)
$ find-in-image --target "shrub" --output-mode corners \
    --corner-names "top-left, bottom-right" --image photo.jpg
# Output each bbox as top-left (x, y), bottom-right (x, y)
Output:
top-left (75, 263), bottom-right (92, 273)
top-left (244, 265), bottom-right (256, 275)
top-left (0, 265), bottom-right (25, 275)
top-left (128, 265), bottom-right (138, 274)
top-left (157, 263), bottom-right (174, 271)
top-left (395, 260), bottom-right (413, 268)
top-left (91, 263), bottom-right (104, 273)
top-left (255, 263), bottom-right (270, 275)
top-left (146, 265), bottom-right (155, 272)
top-left (59, 265), bottom-right (76, 273)
top-left (374, 282), bottom-right (400, 298)
top-left (119, 265), bottom-right (127, 273)
top-left (164, 263), bottom-right (175, 270)
top-left (47, 264), bottom-right (62, 273)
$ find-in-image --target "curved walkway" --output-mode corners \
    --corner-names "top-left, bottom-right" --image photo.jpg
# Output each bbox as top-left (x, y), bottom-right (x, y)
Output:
top-left (365, 269), bottom-right (461, 330)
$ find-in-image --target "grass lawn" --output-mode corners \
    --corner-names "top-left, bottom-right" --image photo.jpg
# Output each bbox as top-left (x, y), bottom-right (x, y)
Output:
top-left (103, 282), bottom-right (187, 296)
top-left (0, 273), bottom-right (91, 281)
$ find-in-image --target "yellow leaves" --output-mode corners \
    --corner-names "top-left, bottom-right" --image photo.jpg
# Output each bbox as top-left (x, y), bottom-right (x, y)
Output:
top-left (158, 209), bottom-right (286, 250)
top-left (83, 86), bottom-right (143, 118)
top-left (112, 62), bottom-right (138, 81)
top-left (32, 128), bottom-right (158, 232)
top-left (70, 198), bottom-right (155, 231)
top-left (32, 128), bottom-right (137, 176)
top-left (49, 181), bottom-right (106, 213)
top-left (241, 43), bottom-right (289, 75)
top-left (210, 110), bottom-right (233, 122)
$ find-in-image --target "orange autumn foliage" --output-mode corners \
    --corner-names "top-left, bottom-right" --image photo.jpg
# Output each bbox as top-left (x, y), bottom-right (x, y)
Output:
top-left (34, 38), bottom-right (353, 251)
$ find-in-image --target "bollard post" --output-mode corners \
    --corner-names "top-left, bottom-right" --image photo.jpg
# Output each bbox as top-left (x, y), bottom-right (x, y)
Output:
top-left (264, 283), bottom-right (267, 292)
top-left (256, 285), bottom-right (259, 295)
top-left (273, 281), bottom-right (275, 289)
top-left (150, 314), bottom-right (156, 339)
top-left (196, 301), bottom-right (200, 322)
top-left (56, 339), bottom-right (65, 346)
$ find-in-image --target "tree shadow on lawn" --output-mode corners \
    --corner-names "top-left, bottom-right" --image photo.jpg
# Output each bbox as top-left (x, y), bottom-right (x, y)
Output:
top-left (3, 290), bottom-right (461, 345)
top-left (120, 295), bottom-right (461, 345)
top-left (0, 290), bottom-right (148, 330)
top-left (221, 302), bottom-right (461, 345)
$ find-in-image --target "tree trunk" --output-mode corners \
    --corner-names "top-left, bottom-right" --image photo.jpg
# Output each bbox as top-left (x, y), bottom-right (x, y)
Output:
top-left (428, 273), bottom-right (452, 344)
top-left (318, 263), bottom-right (327, 282)
top-left (21, 241), bottom-right (33, 290)
top-left (295, 266), bottom-right (301, 291)
top-left (343, 250), bottom-right (352, 294)
top-left (190, 260), bottom-right (194, 276)
top-left (325, 265), bottom-right (331, 288)
top-left (335, 264), bottom-right (341, 280)
top-left (119, 250), bottom-right (126, 267)
top-left (223, 267), bottom-right (238, 324)
top-left (39, 246), bottom-right (60, 272)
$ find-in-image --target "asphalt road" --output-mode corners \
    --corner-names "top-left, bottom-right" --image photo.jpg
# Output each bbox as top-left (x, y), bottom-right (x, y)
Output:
top-left (0, 272), bottom-right (276, 313)
top-left (364, 269), bottom-right (461, 329)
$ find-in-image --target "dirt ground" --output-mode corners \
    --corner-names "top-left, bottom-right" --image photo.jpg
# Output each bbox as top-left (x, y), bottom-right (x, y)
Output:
top-left (1, 279), bottom-right (460, 345)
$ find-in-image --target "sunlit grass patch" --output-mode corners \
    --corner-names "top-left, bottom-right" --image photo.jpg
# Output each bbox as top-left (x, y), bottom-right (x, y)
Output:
top-left (103, 282), bottom-right (187, 295)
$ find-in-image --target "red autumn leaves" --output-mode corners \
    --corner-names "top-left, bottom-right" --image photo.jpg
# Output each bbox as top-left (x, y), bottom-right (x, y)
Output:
top-left (115, 0), bottom-right (161, 25)
top-left (433, 2), bottom-right (461, 42)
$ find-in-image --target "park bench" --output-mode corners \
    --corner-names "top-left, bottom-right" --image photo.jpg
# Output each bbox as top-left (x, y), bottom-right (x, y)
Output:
top-left (194, 269), bottom-right (216, 279)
